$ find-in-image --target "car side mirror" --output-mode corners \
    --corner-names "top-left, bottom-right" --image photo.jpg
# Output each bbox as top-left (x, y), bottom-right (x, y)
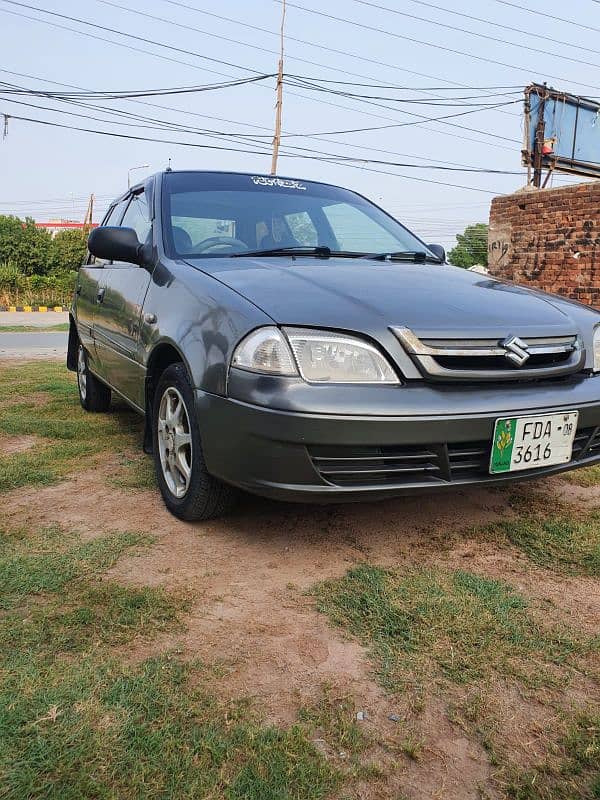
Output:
top-left (427, 243), bottom-right (446, 262)
top-left (88, 226), bottom-right (143, 266)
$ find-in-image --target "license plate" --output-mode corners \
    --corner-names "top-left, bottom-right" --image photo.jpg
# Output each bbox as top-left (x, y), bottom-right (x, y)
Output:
top-left (489, 411), bottom-right (579, 474)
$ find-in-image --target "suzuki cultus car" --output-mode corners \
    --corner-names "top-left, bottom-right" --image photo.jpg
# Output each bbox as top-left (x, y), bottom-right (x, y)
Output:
top-left (68, 170), bottom-right (600, 520)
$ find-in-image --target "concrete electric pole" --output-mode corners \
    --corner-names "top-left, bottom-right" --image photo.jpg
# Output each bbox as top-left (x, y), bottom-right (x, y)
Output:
top-left (270, 0), bottom-right (286, 175)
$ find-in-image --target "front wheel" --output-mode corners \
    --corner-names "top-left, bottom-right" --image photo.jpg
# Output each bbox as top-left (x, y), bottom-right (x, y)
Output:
top-left (77, 344), bottom-right (111, 412)
top-left (152, 363), bottom-right (237, 521)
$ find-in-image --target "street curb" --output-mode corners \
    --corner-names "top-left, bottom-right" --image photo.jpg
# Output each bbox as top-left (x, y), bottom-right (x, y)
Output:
top-left (0, 306), bottom-right (69, 313)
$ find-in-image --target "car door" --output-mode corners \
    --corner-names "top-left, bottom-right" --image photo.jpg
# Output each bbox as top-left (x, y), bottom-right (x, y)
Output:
top-left (76, 200), bottom-right (127, 372)
top-left (93, 188), bottom-right (153, 409)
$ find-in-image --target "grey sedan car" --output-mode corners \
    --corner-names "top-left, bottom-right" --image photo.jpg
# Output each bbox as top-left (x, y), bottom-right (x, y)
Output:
top-left (68, 169), bottom-right (600, 520)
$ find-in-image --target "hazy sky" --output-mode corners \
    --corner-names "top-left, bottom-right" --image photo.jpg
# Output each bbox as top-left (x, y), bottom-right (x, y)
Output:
top-left (0, 0), bottom-right (597, 249)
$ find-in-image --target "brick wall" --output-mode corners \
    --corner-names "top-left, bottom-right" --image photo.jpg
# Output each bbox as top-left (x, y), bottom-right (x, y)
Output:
top-left (488, 182), bottom-right (600, 306)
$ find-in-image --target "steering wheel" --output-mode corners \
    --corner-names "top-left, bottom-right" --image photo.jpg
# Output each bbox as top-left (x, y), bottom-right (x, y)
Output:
top-left (193, 236), bottom-right (248, 253)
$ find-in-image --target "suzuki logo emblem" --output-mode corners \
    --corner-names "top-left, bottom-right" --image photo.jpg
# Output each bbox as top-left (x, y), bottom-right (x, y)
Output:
top-left (501, 335), bottom-right (530, 367)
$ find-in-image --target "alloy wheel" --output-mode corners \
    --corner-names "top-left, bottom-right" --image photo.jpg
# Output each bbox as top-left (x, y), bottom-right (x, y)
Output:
top-left (77, 345), bottom-right (87, 403)
top-left (157, 386), bottom-right (193, 498)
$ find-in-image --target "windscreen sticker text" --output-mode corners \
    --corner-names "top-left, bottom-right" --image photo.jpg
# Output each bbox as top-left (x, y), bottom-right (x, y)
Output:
top-left (251, 176), bottom-right (307, 190)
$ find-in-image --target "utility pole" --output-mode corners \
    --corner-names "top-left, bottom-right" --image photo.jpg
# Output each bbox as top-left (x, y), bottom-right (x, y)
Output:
top-left (270, 0), bottom-right (286, 175)
top-left (83, 193), bottom-right (94, 227)
top-left (532, 84), bottom-right (547, 189)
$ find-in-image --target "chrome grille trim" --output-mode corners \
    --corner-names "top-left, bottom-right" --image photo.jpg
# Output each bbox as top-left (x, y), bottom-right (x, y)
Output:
top-left (391, 327), bottom-right (584, 381)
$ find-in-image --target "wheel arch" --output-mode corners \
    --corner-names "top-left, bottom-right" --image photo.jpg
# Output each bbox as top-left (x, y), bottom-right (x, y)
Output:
top-left (143, 340), bottom-right (193, 453)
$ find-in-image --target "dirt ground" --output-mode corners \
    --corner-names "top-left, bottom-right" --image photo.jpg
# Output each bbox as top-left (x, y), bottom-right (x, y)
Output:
top-left (3, 440), bottom-right (599, 799)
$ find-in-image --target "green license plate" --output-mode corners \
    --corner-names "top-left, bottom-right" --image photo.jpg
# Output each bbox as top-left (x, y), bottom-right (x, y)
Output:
top-left (490, 411), bottom-right (579, 474)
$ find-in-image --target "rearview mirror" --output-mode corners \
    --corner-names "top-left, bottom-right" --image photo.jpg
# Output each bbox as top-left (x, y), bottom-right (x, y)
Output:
top-left (427, 243), bottom-right (446, 262)
top-left (88, 226), bottom-right (143, 265)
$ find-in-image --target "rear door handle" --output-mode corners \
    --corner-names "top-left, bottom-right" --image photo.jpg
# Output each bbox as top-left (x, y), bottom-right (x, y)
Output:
top-left (96, 287), bottom-right (106, 304)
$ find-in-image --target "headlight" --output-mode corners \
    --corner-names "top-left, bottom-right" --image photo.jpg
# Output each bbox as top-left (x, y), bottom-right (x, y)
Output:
top-left (231, 326), bottom-right (298, 375)
top-left (231, 326), bottom-right (400, 383)
top-left (594, 326), bottom-right (600, 372)
top-left (283, 327), bottom-right (399, 383)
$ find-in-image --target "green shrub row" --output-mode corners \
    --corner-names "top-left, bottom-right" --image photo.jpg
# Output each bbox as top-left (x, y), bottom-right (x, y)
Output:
top-left (0, 214), bottom-right (88, 277)
top-left (0, 262), bottom-right (76, 307)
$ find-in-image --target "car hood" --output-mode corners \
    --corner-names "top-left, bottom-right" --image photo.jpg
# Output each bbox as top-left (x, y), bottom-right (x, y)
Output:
top-left (186, 256), bottom-right (589, 339)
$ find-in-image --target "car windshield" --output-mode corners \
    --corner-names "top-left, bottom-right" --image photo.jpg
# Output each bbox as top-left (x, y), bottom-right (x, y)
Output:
top-left (162, 172), bottom-right (435, 259)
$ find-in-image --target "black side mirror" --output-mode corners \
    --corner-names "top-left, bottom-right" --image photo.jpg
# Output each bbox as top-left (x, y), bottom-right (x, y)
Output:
top-left (88, 226), bottom-right (143, 265)
top-left (427, 243), bottom-right (446, 263)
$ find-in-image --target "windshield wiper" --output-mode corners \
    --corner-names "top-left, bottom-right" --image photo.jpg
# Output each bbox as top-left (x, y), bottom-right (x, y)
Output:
top-left (232, 245), bottom-right (332, 258)
top-left (231, 246), bottom-right (370, 259)
top-left (366, 250), bottom-right (442, 263)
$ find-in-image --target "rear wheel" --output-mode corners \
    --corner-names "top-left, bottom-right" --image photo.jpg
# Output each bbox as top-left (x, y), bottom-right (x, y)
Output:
top-left (77, 343), bottom-right (111, 412)
top-left (152, 363), bottom-right (236, 521)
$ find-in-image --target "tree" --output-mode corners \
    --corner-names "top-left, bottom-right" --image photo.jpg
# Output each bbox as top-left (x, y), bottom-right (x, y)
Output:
top-left (50, 228), bottom-right (88, 272)
top-left (448, 223), bottom-right (488, 269)
top-left (0, 215), bottom-right (54, 276)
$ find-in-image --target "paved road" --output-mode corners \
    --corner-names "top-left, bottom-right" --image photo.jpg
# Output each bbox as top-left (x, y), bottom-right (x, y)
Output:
top-left (0, 311), bottom-right (69, 327)
top-left (0, 331), bottom-right (68, 360)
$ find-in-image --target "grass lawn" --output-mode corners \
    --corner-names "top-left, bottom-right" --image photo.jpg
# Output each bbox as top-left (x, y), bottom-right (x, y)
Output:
top-left (0, 362), bottom-right (152, 492)
top-left (1, 360), bottom-right (599, 799)
top-left (312, 563), bottom-right (600, 798)
top-left (0, 323), bottom-right (70, 333)
top-left (0, 520), bottom-right (353, 800)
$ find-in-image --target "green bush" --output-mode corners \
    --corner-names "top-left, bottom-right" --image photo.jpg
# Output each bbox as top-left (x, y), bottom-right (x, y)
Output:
top-left (0, 215), bottom-right (88, 278)
top-left (0, 261), bottom-right (21, 290)
top-left (0, 269), bottom-right (76, 307)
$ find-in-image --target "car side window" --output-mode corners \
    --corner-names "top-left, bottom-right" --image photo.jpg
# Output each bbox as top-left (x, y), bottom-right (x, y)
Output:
top-left (87, 199), bottom-right (129, 265)
top-left (121, 191), bottom-right (152, 245)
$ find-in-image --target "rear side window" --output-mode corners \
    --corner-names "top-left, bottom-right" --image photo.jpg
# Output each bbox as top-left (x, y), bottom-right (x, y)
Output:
top-left (103, 198), bottom-right (129, 226)
top-left (121, 191), bottom-right (152, 244)
top-left (87, 200), bottom-right (128, 265)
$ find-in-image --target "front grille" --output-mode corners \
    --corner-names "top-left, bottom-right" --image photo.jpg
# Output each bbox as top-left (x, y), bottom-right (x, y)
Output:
top-left (392, 327), bottom-right (584, 382)
top-left (308, 425), bottom-right (600, 488)
top-left (308, 443), bottom-right (445, 487)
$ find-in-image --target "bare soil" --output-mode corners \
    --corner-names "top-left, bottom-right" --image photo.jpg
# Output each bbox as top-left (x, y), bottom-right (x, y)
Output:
top-left (2, 461), bottom-right (598, 799)
top-left (0, 433), bottom-right (39, 456)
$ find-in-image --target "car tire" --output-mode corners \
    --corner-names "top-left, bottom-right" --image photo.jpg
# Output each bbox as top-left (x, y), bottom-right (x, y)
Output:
top-left (152, 362), bottom-right (237, 521)
top-left (77, 343), bottom-right (111, 412)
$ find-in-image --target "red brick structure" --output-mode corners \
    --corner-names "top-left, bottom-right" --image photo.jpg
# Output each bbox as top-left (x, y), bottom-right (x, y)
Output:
top-left (488, 182), bottom-right (600, 306)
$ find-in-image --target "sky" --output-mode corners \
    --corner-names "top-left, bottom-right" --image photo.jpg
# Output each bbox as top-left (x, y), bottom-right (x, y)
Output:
top-left (0, 0), bottom-right (598, 250)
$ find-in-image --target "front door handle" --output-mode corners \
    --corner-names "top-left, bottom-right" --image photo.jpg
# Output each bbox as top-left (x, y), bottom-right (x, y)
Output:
top-left (96, 287), bottom-right (106, 304)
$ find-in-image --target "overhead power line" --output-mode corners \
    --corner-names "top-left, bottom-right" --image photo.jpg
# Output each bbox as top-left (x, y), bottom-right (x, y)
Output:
top-left (1, 112), bottom-right (509, 193)
top-left (277, 96), bottom-right (520, 138)
top-left (401, 0), bottom-right (600, 58)
top-left (0, 6), bottom-right (520, 153)
top-left (287, 77), bottom-right (521, 108)
top-left (0, 74), bottom-right (275, 99)
top-left (0, 77), bottom-right (519, 150)
top-left (0, 69), bottom-right (515, 170)
top-left (155, 0), bottom-right (522, 121)
top-left (491, 0), bottom-right (600, 36)
top-left (286, 77), bottom-right (522, 92)
top-left (0, 0), bottom-right (267, 74)
top-left (346, 0), bottom-right (600, 70)
top-left (280, 1), bottom-right (600, 91)
top-left (0, 99), bottom-right (523, 175)
top-left (92, 0), bottom-right (521, 142)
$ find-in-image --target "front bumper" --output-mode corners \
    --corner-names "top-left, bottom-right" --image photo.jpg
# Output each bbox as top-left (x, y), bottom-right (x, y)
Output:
top-left (196, 375), bottom-right (600, 502)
